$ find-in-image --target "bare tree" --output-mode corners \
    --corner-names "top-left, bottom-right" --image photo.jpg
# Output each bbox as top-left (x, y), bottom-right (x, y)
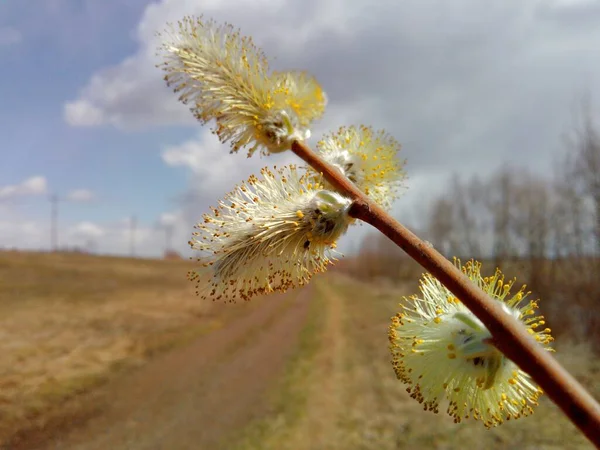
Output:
top-left (449, 175), bottom-right (484, 258)
top-left (553, 172), bottom-right (587, 259)
top-left (427, 196), bottom-right (456, 257)
top-left (483, 167), bottom-right (518, 266)
top-left (570, 102), bottom-right (600, 255)
top-left (512, 174), bottom-right (550, 260)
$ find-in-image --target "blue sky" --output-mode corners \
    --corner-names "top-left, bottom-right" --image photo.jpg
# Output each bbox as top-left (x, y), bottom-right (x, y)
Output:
top-left (2, 0), bottom-right (600, 257)
top-left (0, 1), bottom-right (199, 254)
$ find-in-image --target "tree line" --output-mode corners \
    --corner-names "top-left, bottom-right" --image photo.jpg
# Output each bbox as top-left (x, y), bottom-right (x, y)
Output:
top-left (350, 103), bottom-right (600, 347)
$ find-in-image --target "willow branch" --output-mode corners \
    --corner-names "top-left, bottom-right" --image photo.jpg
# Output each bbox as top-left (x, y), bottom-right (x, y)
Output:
top-left (291, 139), bottom-right (600, 447)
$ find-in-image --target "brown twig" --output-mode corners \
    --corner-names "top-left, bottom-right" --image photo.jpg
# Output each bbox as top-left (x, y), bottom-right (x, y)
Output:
top-left (291, 139), bottom-right (600, 447)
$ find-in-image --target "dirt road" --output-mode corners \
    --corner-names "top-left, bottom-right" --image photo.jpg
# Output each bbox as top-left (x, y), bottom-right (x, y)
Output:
top-left (14, 289), bottom-right (311, 450)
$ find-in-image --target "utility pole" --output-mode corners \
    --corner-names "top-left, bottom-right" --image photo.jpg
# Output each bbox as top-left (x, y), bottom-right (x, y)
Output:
top-left (50, 194), bottom-right (59, 252)
top-left (164, 224), bottom-right (174, 254)
top-left (129, 215), bottom-right (137, 257)
top-left (85, 238), bottom-right (96, 254)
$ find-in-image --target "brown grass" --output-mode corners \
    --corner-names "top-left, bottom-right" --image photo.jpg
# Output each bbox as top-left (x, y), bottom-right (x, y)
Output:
top-left (344, 254), bottom-right (600, 347)
top-left (232, 273), bottom-right (600, 449)
top-left (3, 251), bottom-right (598, 448)
top-left (0, 251), bottom-right (221, 443)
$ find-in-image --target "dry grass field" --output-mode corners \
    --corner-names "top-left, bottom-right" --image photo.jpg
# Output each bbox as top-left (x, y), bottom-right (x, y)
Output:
top-left (0, 250), bottom-right (241, 445)
top-left (1, 251), bottom-right (599, 449)
top-left (231, 274), bottom-right (600, 450)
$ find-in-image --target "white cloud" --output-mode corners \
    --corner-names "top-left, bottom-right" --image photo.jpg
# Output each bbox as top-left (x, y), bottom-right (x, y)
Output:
top-left (0, 212), bottom-right (195, 258)
top-left (161, 129), bottom-right (297, 195)
top-left (0, 27), bottom-right (22, 47)
top-left (21, 177), bottom-right (47, 195)
top-left (0, 219), bottom-right (47, 250)
top-left (64, 100), bottom-right (105, 127)
top-left (0, 176), bottom-right (48, 200)
top-left (162, 131), bottom-right (252, 185)
top-left (64, 0), bottom-right (600, 172)
top-left (92, 215), bottom-right (194, 257)
top-left (545, 0), bottom-right (599, 9)
top-left (68, 221), bottom-right (105, 239)
top-left (62, 0), bottom-right (600, 256)
top-left (62, 0), bottom-right (363, 129)
top-left (157, 212), bottom-right (178, 227)
top-left (64, 55), bottom-right (196, 128)
top-left (66, 189), bottom-right (95, 202)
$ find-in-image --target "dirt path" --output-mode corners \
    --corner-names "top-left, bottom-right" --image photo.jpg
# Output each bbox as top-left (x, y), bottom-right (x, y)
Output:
top-left (281, 279), bottom-right (346, 449)
top-left (14, 289), bottom-right (311, 450)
